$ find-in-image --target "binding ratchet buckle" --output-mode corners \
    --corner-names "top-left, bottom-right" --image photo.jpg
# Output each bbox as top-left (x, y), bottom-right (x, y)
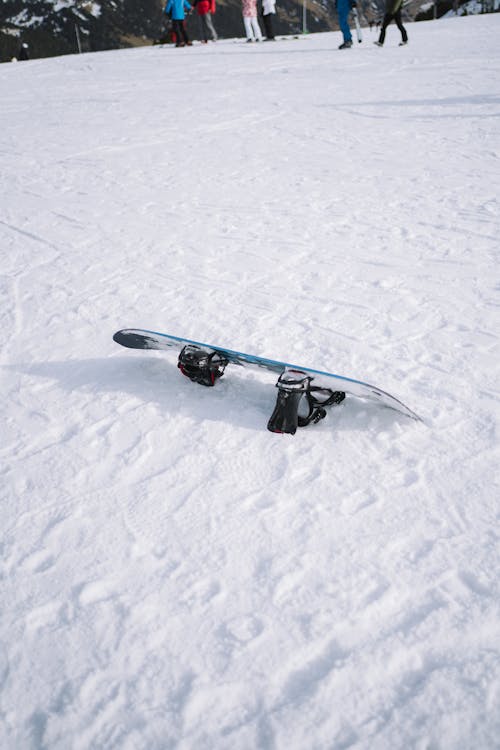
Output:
top-left (267, 370), bottom-right (345, 435)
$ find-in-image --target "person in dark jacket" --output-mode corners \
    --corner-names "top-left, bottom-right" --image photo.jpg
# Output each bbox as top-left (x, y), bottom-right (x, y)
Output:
top-left (374, 0), bottom-right (408, 46)
top-left (165, 0), bottom-right (193, 47)
top-left (194, 0), bottom-right (218, 42)
top-left (18, 42), bottom-right (30, 60)
top-left (261, 0), bottom-right (276, 41)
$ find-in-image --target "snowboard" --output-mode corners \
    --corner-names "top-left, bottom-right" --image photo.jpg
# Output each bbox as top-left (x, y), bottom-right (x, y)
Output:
top-left (113, 328), bottom-right (421, 427)
top-left (351, 8), bottom-right (363, 43)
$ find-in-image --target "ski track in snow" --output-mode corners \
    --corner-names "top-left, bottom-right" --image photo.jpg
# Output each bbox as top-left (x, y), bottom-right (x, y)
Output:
top-left (1, 16), bottom-right (500, 750)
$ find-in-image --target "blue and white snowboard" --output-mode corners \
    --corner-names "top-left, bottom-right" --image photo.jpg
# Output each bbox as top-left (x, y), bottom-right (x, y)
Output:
top-left (113, 328), bottom-right (421, 422)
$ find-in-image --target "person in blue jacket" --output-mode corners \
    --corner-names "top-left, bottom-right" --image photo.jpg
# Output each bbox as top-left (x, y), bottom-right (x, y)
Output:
top-left (165, 0), bottom-right (193, 47)
top-left (336, 0), bottom-right (353, 49)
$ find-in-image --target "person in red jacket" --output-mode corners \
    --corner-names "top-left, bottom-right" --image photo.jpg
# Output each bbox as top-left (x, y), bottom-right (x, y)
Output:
top-left (194, 0), bottom-right (218, 42)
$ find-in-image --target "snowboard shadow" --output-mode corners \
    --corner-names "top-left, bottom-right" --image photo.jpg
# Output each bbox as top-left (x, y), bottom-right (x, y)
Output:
top-left (8, 355), bottom-right (411, 435)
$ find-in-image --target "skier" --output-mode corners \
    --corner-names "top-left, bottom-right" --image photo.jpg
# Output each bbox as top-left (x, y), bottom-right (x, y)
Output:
top-left (374, 0), bottom-right (408, 46)
top-left (336, 0), bottom-right (353, 49)
top-left (261, 0), bottom-right (277, 41)
top-left (242, 0), bottom-right (263, 42)
top-left (165, 0), bottom-right (193, 47)
top-left (194, 0), bottom-right (218, 42)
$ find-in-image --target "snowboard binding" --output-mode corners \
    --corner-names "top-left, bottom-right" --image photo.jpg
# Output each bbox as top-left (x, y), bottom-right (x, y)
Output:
top-left (178, 345), bottom-right (228, 387)
top-left (267, 370), bottom-right (345, 435)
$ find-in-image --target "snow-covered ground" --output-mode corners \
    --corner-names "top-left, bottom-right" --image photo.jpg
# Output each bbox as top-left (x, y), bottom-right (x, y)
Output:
top-left (1, 14), bottom-right (499, 749)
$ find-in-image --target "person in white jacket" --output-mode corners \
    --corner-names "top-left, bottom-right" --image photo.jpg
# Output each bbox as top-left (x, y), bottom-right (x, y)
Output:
top-left (242, 0), bottom-right (263, 42)
top-left (261, 0), bottom-right (276, 40)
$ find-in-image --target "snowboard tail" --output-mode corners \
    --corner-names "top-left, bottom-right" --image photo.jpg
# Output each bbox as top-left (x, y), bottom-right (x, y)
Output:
top-left (113, 328), bottom-right (422, 432)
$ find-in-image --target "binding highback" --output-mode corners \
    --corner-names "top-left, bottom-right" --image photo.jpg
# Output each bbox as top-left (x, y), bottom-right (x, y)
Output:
top-left (267, 370), bottom-right (345, 434)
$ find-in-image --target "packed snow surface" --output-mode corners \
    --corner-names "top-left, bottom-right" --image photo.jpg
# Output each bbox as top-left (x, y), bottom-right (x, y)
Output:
top-left (1, 14), bottom-right (499, 750)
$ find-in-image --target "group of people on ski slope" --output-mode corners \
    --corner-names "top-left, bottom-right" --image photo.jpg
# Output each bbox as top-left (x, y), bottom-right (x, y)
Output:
top-left (164, 0), bottom-right (277, 45)
top-left (374, 0), bottom-right (408, 46)
top-left (242, 0), bottom-right (277, 42)
top-left (165, 0), bottom-right (406, 50)
top-left (336, 0), bottom-right (407, 49)
top-left (164, 0), bottom-right (218, 47)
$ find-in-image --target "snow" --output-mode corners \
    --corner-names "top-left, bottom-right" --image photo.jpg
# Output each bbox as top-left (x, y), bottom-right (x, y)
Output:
top-left (1, 14), bottom-right (499, 749)
top-left (50, 0), bottom-right (102, 20)
top-left (443, 0), bottom-right (500, 15)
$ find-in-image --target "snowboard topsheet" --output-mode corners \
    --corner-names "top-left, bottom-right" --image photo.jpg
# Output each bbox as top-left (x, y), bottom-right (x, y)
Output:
top-left (113, 328), bottom-right (421, 422)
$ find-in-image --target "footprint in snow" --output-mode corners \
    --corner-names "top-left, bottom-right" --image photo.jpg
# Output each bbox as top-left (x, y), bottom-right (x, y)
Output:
top-left (219, 614), bottom-right (265, 645)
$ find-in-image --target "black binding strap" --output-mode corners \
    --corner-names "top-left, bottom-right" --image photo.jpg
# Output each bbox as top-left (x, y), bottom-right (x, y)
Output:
top-left (267, 370), bottom-right (345, 435)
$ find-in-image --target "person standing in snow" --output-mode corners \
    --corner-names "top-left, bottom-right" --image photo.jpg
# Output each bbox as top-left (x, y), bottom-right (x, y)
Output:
top-left (165, 0), bottom-right (193, 47)
top-left (18, 42), bottom-right (30, 60)
top-left (242, 0), bottom-right (263, 42)
top-left (261, 0), bottom-right (277, 41)
top-left (336, 0), bottom-right (353, 49)
top-left (194, 0), bottom-right (218, 42)
top-left (374, 0), bottom-right (408, 46)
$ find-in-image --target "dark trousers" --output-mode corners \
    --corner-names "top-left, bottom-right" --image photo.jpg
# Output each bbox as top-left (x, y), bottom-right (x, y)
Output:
top-left (378, 10), bottom-right (407, 44)
top-left (172, 19), bottom-right (190, 45)
top-left (199, 13), bottom-right (217, 41)
top-left (262, 13), bottom-right (275, 40)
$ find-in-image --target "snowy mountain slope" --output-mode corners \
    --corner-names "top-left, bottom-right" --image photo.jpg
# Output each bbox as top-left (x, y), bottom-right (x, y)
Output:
top-left (0, 0), bottom-right (339, 60)
top-left (0, 0), bottom-right (164, 59)
top-left (1, 14), bottom-right (500, 750)
top-left (2, 0), bottom-right (498, 61)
